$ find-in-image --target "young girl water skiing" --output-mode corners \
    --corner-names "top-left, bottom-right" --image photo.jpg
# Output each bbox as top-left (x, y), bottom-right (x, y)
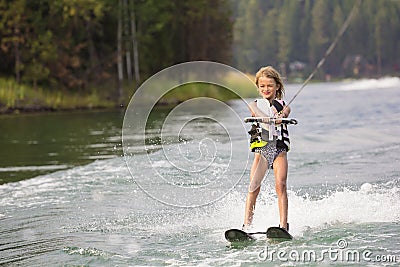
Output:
top-left (243, 66), bottom-right (291, 232)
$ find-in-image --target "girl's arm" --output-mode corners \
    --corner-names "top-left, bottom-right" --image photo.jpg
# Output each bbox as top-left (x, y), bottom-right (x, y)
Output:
top-left (273, 104), bottom-right (291, 124)
top-left (248, 101), bottom-right (269, 117)
top-left (281, 105), bottom-right (291, 118)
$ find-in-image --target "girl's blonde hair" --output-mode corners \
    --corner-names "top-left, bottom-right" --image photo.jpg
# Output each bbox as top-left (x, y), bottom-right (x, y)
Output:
top-left (255, 66), bottom-right (285, 99)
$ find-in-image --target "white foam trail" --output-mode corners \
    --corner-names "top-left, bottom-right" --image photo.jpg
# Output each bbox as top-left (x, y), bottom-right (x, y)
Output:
top-left (158, 181), bottom-right (400, 238)
top-left (0, 165), bottom-right (69, 172)
top-left (339, 77), bottom-right (400, 91)
top-left (287, 183), bottom-right (400, 235)
top-left (2, 156), bottom-right (399, 240)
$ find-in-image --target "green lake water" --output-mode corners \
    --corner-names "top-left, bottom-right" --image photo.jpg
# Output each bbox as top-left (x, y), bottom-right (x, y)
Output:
top-left (1, 78), bottom-right (400, 266)
top-left (0, 110), bottom-right (125, 184)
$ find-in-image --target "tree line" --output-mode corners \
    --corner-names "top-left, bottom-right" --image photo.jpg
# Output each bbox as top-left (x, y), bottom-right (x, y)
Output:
top-left (232, 0), bottom-right (400, 79)
top-left (0, 0), bottom-right (232, 97)
top-left (0, 0), bottom-right (399, 97)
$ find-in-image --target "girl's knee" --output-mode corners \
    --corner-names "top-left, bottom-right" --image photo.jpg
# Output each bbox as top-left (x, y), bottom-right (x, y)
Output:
top-left (275, 181), bottom-right (287, 195)
top-left (248, 187), bottom-right (260, 197)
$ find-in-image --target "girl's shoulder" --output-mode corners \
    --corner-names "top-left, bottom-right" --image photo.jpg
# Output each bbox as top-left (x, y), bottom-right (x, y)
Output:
top-left (274, 99), bottom-right (286, 106)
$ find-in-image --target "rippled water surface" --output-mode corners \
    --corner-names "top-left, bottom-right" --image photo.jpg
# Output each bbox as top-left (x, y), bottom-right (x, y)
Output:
top-left (1, 78), bottom-right (400, 266)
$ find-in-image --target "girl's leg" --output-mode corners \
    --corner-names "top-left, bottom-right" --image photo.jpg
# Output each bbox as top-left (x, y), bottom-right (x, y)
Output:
top-left (243, 153), bottom-right (268, 227)
top-left (273, 151), bottom-right (289, 230)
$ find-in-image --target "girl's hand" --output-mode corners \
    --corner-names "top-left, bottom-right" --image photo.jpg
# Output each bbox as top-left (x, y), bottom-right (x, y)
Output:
top-left (276, 111), bottom-right (285, 119)
top-left (278, 107), bottom-right (290, 118)
top-left (262, 117), bottom-right (270, 123)
top-left (275, 109), bottom-right (287, 124)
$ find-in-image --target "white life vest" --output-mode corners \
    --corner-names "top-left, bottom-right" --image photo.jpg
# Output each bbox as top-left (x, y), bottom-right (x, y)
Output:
top-left (251, 99), bottom-right (291, 151)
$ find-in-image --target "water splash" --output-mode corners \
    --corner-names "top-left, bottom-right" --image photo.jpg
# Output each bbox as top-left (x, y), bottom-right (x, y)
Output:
top-left (339, 77), bottom-right (400, 91)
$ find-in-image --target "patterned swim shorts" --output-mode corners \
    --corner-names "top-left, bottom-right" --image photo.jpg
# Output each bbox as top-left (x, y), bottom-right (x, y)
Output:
top-left (254, 142), bottom-right (287, 168)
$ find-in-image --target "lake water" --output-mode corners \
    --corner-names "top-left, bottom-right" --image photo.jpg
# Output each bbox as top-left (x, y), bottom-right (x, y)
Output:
top-left (1, 78), bottom-right (400, 266)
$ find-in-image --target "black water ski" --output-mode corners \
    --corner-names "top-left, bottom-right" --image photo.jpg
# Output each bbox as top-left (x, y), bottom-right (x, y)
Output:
top-left (224, 229), bottom-right (255, 242)
top-left (225, 227), bottom-right (292, 242)
top-left (266, 227), bottom-right (293, 240)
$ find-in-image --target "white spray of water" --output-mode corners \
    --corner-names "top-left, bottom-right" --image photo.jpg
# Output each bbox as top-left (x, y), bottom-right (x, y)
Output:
top-left (155, 181), bottom-right (400, 238)
top-left (339, 77), bottom-right (400, 91)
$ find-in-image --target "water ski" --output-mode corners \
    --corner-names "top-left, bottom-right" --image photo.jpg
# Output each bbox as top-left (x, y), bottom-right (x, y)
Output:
top-left (224, 229), bottom-right (255, 242)
top-left (225, 227), bottom-right (292, 242)
top-left (266, 227), bottom-right (293, 240)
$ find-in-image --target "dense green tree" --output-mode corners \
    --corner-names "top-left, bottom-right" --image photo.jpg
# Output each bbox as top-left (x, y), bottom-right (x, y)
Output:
top-left (0, 0), bottom-right (232, 93)
top-left (232, 0), bottom-right (400, 78)
top-left (1, 0), bottom-right (400, 97)
top-left (0, 0), bottom-right (29, 82)
top-left (277, 0), bottom-right (294, 65)
top-left (309, 0), bottom-right (331, 68)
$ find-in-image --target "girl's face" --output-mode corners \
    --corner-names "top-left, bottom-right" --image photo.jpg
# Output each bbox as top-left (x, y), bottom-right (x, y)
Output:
top-left (258, 77), bottom-right (279, 101)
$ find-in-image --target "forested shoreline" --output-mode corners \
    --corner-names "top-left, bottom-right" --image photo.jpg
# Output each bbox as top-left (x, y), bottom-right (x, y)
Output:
top-left (232, 0), bottom-right (400, 79)
top-left (0, 0), bottom-right (399, 113)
